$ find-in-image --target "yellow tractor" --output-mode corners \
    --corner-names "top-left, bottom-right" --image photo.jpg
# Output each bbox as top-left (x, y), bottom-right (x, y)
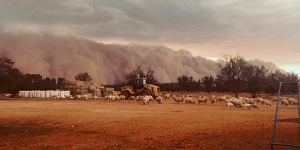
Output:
top-left (121, 77), bottom-right (160, 100)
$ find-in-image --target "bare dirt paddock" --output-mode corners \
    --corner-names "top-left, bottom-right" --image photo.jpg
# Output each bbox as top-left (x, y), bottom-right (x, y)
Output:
top-left (0, 99), bottom-right (298, 150)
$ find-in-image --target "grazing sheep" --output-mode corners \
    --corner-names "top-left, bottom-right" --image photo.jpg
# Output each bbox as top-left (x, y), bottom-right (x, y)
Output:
top-left (198, 96), bottom-right (208, 104)
top-left (155, 96), bottom-right (163, 104)
top-left (171, 95), bottom-right (184, 103)
top-left (114, 95), bottom-right (120, 100)
top-left (243, 103), bottom-right (251, 110)
top-left (183, 96), bottom-right (196, 104)
top-left (256, 97), bottom-right (265, 103)
top-left (226, 98), bottom-right (243, 108)
top-left (75, 95), bottom-right (82, 100)
top-left (226, 102), bottom-right (235, 109)
top-left (119, 95), bottom-right (126, 100)
top-left (217, 96), bottom-right (227, 102)
top-left (142, 96), bottom-right (152, 105)
top-left (148, 96), bottom-right (154, 102)
top-left (248, 98), bottom-right (256, 105)
top-left (107, 95), bottom-right (115, 101)
top-left (163, 93), bottom-right (171, 99)
top-left (281, 99), bottom-right (289, 106)
top-left (74, 95), bottom-right (88, 100)
top-left (134, 96), bottom-right (142, 101)
top-left (210, 95), bottom-right (217, 104)
top-left (287, 98), bottom-right (298, 105)
top-left (250, 104), bottom-right (259, 109)
top-left (261, 99), bottom-right (272, 106)
top-left (129, 96), bottom-right (136, 101)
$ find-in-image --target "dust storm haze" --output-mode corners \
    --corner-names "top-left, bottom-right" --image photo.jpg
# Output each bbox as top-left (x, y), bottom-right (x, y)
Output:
top-left (0, 32), bottom-right (221, 84)
top-left (0, 31), bottom-right (280, 84)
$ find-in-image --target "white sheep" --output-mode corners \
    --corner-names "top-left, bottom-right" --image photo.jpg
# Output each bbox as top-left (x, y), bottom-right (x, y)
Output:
top-left (281, 99), bottom-right (289, 106)
top-left (210, 95), bottom-right (217, 104)
top-left (171, 95), bottom-right (184, 103)
top-left (226, 98), bottom-right (243, 108)
top-left (142, 96), bottom-right (152, 105)
top-left (129, 96), bottom-right (136, 101)
top-left (261, 99), bottom-right (272, 106)
top-left (163, 93), bottom-right (171, 99)
top-left (226, 102), bottom-right (235, 109)
top-left (287, 98), bottom-right (298, 105)
top-left (155, 96), bottom-right (163, 104)
top-left (250, 103), bottom-right (259, 109)
top-left (119, 95), bottom-right (126, 100)
top-left (198, 96), bottom-right (208, 104)
top-left (243, 103), bottom-right (251, 110)
top-left (183, 96), bottom-right (196, 104)
top-left (218, 96), bottom-right (227, 102)
top-left (107, 95), bottom-right (115, 101)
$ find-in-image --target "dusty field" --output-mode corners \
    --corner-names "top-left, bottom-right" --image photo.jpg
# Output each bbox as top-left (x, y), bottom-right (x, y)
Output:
top-left (0, 98), bottom-right (298, 150)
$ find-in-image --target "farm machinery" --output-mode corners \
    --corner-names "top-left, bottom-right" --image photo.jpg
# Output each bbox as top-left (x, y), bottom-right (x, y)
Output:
top-left (121, 77), bottom-right (160, 100)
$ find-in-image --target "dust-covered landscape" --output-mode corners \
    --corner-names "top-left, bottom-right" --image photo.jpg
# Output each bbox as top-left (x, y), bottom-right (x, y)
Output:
top-left (0, 95), bottom-right (298, 150)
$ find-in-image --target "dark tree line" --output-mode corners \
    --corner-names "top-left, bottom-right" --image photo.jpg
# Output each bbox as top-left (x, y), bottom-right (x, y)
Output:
top-left (125, 66), bottom-right (159, 86)
top-left (161, 56), bottom-right (299, 97)
top-left (0, 57), bottom-right (64, 93)
top-left (0, 57), bottom-right (94, 94)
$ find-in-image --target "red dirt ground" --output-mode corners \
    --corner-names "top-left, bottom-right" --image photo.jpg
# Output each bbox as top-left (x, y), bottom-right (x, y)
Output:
top-left (0, 99), bottom-right (298, 150)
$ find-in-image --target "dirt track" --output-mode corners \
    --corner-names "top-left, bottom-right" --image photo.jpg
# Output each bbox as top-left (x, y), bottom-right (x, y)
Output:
top-left (0, 99), bottom-right (298, 150)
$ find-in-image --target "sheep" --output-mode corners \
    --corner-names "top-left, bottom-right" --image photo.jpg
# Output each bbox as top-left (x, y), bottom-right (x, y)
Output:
top-left (243, 103), bottom-right (251, 110)
top-left (119, 95), bottom-right (126, 100)
top-left (142, 96), bottom-right (152, 105)
top-left (75, 95), bottom-right (81, 99)
top-left (107, 95), bottom-right (116, 101)
top-left (76, 94), bottom-right (88, 100)
top-left (114, 95), bottom-right (120, 101)
top-left (135, 96), bottom-right (144, 102)
top-left (163, 93), bottom-right (171, 99)
top-left (171, 95), bottom-right (184, 103)
top-left (155, 96), bottom-right (163, 104)
top-left (226, 102), bottom-right (235, 109)
top-left (261, 99), bottom-right (272, 106)
top-left (250, 103), bottom-right (259, 109)
top-left (128, 96), bottom-right (136, 101)
top-left (287, 98), bottom-right (298, 105)
top-left (227, 98), bottom-right (243, 108)
top-left (148, 96), bottom-right (154, 102)
top-left (217, 96), bottom-right (227, 102)
top-left (281, 99), bottom-right (289, 106)
top-left (182, 96), bottom-right (196, 104)
top-left (210, 95), bottom-right (217, 104)
top-left (256, 97), bottom-right (265, 103)
top-left (248, 98), bottom-right (256, 105)
top-left (198, 96), bottom-right (208, 104)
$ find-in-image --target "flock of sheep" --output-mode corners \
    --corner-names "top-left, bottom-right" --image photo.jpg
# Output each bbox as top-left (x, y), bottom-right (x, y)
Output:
top-left (104, 95), bottom-right (163, 105)
top-left (104, 93), bottom-right (298, 109)
top-left (170, 94), bottom-right (264, 109)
